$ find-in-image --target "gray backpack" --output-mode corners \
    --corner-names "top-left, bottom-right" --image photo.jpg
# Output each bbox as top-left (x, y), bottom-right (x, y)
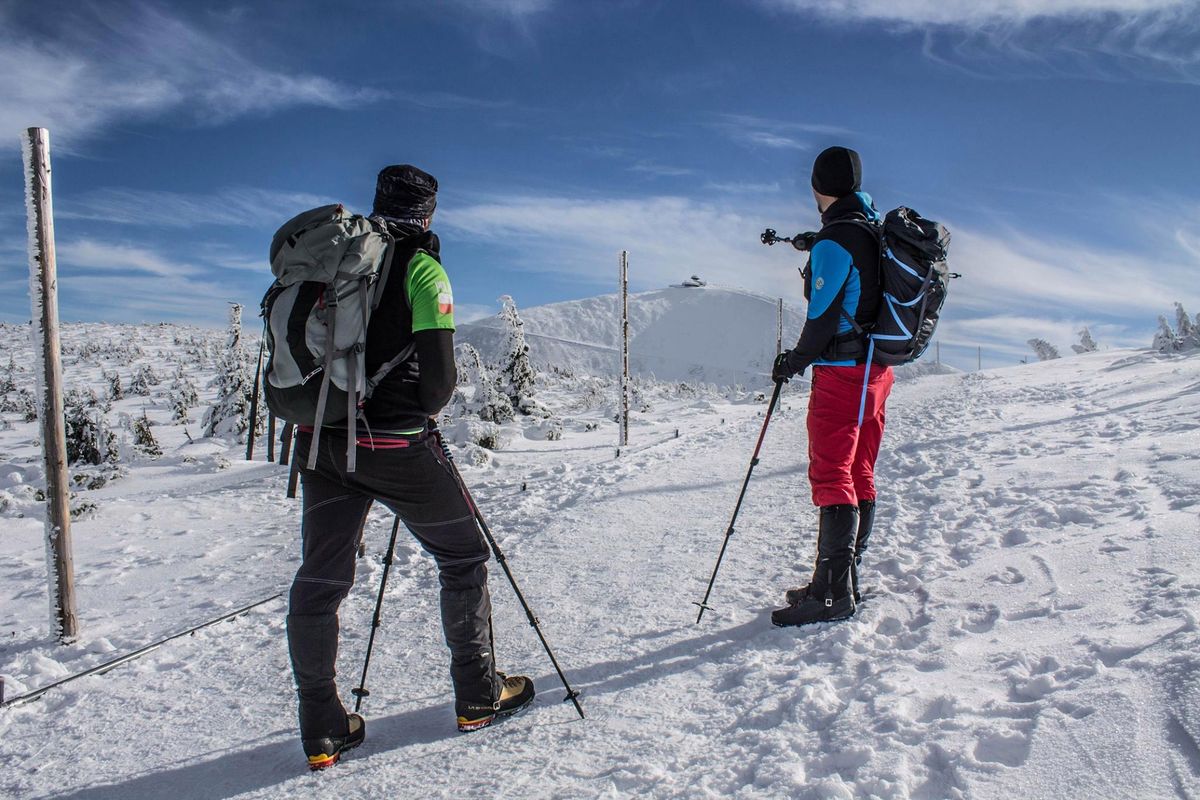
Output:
top-left (262, 204), bottom-right (412, 471)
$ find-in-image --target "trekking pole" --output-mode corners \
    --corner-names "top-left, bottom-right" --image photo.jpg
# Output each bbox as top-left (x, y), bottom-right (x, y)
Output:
top-left (246, 321), bottom-right (266, 461)
top-left (693, 379), bottom-right (783, 624)
top-left (432, 428), bottom-right (585, 720)
top-left (351, 515), bottom-right (403, 713)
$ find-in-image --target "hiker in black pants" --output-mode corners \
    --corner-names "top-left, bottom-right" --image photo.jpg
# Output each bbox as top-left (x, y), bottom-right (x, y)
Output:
top-left (286, 165), bottom-right (534, 771)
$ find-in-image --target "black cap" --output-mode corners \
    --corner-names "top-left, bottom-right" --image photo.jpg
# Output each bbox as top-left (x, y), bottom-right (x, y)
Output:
top-left (372, 164), bottom-right (438, 220)
top-left (810, 146), bottom-right (862, 198)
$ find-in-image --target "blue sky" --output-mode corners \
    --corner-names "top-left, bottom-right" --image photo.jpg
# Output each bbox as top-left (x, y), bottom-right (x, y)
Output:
top-left (1, 0), bottom-right (1198, 370)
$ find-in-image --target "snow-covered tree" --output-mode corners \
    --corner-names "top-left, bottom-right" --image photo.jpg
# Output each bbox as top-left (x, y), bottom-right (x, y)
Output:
top-left (0, 355), bottom-right (16, 394)
top-left (107, 370), bottom-right (124, 401)
top-left (495, 295), bottom-right (540, 414)
top-left (1152, 315), bottom-right (1179, 353)
top-left (203, 304), bottom-right (258, 442)
top-left (1071, 327), bottom-right (1098, 355)
top-left (64, 398), bottom-right (118, 466)
top-left (129, 364), bottom-right (159, 396)
top-left (169, 371), bottom-right (199, 424)
top-left (455, 343), bottom-right (513, 424)
top-left (1027, 338), bottom-right (1060, 361)
top-left (1176, 303), bottom-right (1200, 350)
top-left (132, 411), bottom-right (162, 459)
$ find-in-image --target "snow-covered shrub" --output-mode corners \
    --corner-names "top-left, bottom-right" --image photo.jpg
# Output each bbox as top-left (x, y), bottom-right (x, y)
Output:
top-left (445, 417), bottom-right (505, 452)
top-left (0, 355), bottom-right (16, 394)
top-left (1151, 304), bottom-right (1200, 353)
top-left (64, 399), bottom-right (118, 467)
top-left (107, 370), bottom-right (125, 401)
top-left (1026, 338), bottom-right (1060, 361)
top-left (1176, 303), bottom-right (1200, 350)
top-left (1152, 316), bottom-right (1179, 353)
top-left (132, 412), bottom-right (162, 459)
top-left (203, 304), bottom-right (261, 442)
top-left (454, 343), bottom-right (514, 424)
top-left (1071, 327), bottom-right (1098, 355)
top-left (1, 388), bottom-right (37, 421)
top-left (168, 371), bottom-right (199, 423)
top-left (129, 364), bottom-right (160, 396)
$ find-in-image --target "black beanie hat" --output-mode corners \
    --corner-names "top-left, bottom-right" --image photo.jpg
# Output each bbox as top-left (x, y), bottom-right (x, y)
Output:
top-left (372, 164), bottom-right (438, 220)
top-left (811, 146), bottom-right (862, 198)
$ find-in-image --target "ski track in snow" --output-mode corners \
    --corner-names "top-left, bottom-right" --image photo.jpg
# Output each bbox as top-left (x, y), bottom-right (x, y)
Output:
top-left (2, 344), bottom-right (1199, 799)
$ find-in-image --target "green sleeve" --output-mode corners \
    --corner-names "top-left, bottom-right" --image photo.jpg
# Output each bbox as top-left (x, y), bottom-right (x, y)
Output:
top-left (405, 251), bottom-right (456, 333)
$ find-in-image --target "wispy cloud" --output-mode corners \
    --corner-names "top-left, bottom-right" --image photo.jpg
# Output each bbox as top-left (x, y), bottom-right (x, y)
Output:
top-left (46, 238), bottom-right (262, 325)
top-left (763, 0), bottom-right (1200, 84)
top-left (442, 192), bottom-right (802, 299)
top-left (442, 190), bottom-right (1198, 364)
top-left (59, 187), bottom-right (333, 230)
top-left (0, 3), bottom-right (384, 151)
top-left (443, 0), bottom-right (555, 15)
top-left (58, 240), bottom-right (202, 279)
top-left (762, 0), bottom-right (1188, 27)
top-left (628, 161), bottom-right (695, 178)
top-left (709, 114), bottom-right (853, 151)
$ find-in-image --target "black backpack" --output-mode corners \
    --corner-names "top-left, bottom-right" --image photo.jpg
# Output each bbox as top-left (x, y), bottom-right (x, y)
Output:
top-left (834, 207), bottom-right (953, 366)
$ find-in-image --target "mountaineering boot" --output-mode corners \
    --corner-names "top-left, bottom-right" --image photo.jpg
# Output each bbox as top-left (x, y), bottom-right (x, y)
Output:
top-left (303, 713), bottom-right (365, 770)
top-left (851, 498), bottom-right (876, 604)
top-left (456, 672), bottom-right (537, 732)
top-left (773, 504), bottom-right (858, 627)
top-left (785, 499), bottom-right (876, 605)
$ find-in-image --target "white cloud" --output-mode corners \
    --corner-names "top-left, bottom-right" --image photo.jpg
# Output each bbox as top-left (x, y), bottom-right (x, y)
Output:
top-left (59, 187), bottom-right (334, 230)
top-left (442, 190), bottom-right (1198, 364)
top-left (763, 0), bottom-right (1189, 27)
top-left (57, 240), bottom-right (202, 279)
top-left (441, 193), bottom-right (805, 300)
top-left (441, 0), bottom-right (555, 16)
top-left (0, 4), bottom-right (383, 151)
top-left (764, 0), bottom-right (1200, 83)
top-left (709, 114), bottom-right (852, 151)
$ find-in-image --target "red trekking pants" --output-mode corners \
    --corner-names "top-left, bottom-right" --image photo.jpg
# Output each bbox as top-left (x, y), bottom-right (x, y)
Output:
top-left (807, 363), bottom-right (895, 507)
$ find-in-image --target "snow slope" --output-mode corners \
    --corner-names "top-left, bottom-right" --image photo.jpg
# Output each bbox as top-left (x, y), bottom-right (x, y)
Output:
top-left (1, 333), bottom-right (1198, 799)
top-left (457, 284), bottom-right (807, 386)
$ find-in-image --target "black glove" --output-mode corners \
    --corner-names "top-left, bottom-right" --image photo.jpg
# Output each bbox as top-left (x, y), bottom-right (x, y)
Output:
top-left (791, 232), bottom-right (817, 252)
top-left (772, 351), bottom-right (803, 383)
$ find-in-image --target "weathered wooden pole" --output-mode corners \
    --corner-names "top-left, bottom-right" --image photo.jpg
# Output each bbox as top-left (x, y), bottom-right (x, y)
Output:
top-left (22, 127), bottom-right (78, 643)
top-left (619, 251), bottom-right (629, 448)
top-left (267, 412), bottom-right (277, 463)
top-left (776, 298), bottom-right (783, 356)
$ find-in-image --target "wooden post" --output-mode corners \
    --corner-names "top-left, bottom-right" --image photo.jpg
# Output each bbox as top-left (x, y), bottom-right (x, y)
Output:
top-left (22, 128), bottom-right (78, 643)
top-left (267, 412), bottom-right (277, 463)
top-left (776, 298), bottom-right (783, 356)
top-left (245, 333), bottom-right (264, 462)
top-left (619, 251), bottom-right (629, 448)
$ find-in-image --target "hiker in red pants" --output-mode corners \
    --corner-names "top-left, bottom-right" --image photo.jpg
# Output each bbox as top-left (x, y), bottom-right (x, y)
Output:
top-left (770, 146), bottom-right (894, 627)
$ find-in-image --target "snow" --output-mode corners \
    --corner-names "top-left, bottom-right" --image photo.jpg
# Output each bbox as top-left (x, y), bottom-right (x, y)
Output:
top-left (1, 320), bottom-right (1198, 799)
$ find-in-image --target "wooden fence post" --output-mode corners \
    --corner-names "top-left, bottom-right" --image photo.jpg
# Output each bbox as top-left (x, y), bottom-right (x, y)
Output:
top-left (22, 127), bottom-right (78, 643)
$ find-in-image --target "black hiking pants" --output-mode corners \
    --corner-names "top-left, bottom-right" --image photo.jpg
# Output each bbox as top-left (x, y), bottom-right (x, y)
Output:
top-left (287, 428), bottom-right (500, 739)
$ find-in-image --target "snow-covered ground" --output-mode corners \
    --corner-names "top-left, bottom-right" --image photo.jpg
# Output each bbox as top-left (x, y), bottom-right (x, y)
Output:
top-left (1, 323), bottom-right (1198, 799)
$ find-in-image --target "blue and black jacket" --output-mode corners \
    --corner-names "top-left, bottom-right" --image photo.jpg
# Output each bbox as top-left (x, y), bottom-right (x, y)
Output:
top-left (791, 192), bottom-right (882, 372)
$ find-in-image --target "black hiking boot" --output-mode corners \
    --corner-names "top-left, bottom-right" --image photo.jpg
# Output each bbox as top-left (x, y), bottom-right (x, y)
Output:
top-left (784, 499), bottom-right (876, 606)
top-left (773, 504), bottom-right (858, 627)
top-left (303, 712), bottom-right (365, 771)
top-left (456, 673), bottom-right (536, 732)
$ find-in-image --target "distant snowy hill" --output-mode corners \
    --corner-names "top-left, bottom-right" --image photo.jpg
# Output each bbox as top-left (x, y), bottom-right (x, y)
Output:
top-left (459, 284), bottom-right (961, 386)
top-left (458, 284), bottom-right (806, 386)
